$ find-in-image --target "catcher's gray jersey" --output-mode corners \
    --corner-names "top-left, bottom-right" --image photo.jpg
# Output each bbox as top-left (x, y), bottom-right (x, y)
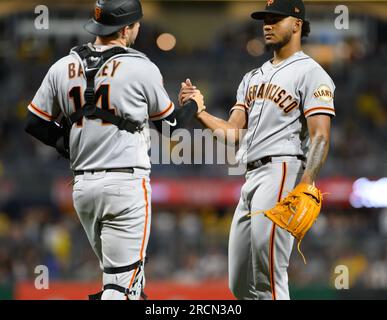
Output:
top-left (28, 44), bottom-right (174, 171)
top-left (231, 51), bottom-right (335, 164)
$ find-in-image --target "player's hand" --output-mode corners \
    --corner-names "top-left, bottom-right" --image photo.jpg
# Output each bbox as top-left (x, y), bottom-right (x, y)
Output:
top-left (191, 90), bottom-right (206, 115)
top-left (179, 78), bottom-right (197, 106)
top-left (179, 79), bottom-right (206, 115)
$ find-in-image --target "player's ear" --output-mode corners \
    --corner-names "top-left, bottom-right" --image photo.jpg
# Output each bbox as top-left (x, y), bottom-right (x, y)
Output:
top-left (293, 19), bottom-right (302, 33)
top-left (120, 26), bottom-right (130, 37)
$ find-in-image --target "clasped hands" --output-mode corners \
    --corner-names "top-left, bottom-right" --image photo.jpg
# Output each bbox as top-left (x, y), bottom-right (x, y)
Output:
top-left (178, 78), bottom-right (206, 116)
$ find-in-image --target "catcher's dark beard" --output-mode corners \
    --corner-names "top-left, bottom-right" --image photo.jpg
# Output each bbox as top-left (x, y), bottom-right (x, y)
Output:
top-left (264, 31), bottom-right (292, 52)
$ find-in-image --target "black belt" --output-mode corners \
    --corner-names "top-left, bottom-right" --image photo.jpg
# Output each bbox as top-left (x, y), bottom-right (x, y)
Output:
top-left (247, 155), bottom-right (305, 172)
top-left (73, 167), bottom-right (134, 176)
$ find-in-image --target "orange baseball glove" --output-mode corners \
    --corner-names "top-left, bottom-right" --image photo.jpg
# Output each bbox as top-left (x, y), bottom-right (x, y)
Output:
top-left (252, 183), bottom-right (323, 263)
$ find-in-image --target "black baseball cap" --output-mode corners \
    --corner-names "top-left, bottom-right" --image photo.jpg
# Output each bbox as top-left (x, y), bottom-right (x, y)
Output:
top-left (251, 0), bottom-right (306, 21)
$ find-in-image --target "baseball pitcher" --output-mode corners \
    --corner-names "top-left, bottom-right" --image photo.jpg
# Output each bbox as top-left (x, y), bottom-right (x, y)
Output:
top-left (180, 0), bottom-right (335, 300)
top-left (25, 0), bottom-right (204, 300)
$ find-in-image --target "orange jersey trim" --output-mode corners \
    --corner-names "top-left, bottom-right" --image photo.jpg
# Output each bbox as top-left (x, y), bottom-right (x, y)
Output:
top-left (304, 106), bottom-right (335, 117)
top-left (230, 106), bottom-right (247, 114)
top-left (269, 162), bottom-right (287, 300)
top-left (277, 163), bottom-right (287, 203)
top-left (149, 102), bottom-right (174, 119)
top-left (269, 225), bottom-right (277, 300)
top-left (127, 265), bottom-right (139, 295)
top-left (126, 178), bottom-right (150, 295)
top-left (234, 103), bottom-right (249, 110)
top-left (140, 178), bottom-right (149, 261)
top-left (29, 103), bottom-right (56, 121)
top-left (230, 103), bottom-right (249, 115)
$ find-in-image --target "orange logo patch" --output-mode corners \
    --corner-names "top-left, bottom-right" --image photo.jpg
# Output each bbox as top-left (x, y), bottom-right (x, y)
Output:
top-left (267, 0), bottom-right (275, 6)
top-left (313, 85), bottom-right (334, 102)
top-left (95, 7), bottom-right (102, 20)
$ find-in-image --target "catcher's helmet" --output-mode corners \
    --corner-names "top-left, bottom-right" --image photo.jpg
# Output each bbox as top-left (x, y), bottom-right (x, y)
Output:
top-left (84, 0), bottom-right (143, 36)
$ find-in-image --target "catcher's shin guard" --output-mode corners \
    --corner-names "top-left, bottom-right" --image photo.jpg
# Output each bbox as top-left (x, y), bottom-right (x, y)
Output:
top-left (127, 263), bottom-right (147, 300)
top-left (88, 259), bottom-right (148, 300)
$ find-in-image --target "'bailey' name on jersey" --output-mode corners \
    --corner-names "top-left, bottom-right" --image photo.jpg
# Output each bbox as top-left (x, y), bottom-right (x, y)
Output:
top-left (68, 60), bottom-right (122, 79)
top-left (28, 45), bottom-right (175, 171)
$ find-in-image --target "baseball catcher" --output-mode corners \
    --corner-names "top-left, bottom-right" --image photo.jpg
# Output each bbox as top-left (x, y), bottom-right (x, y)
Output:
top-left (24, 0), bottom-right (205, 300)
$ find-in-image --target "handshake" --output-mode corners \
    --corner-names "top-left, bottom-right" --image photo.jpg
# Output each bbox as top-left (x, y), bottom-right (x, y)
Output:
top-left (178, 78), bottom-right (206, 116)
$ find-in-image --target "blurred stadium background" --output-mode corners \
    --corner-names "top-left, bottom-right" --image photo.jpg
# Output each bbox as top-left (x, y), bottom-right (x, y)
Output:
top-left (1, 0), bottom-right (387, 299)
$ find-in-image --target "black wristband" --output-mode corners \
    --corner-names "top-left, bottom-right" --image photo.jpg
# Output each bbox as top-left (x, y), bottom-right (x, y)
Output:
top-left (152, 99), bottom-right (198, 136)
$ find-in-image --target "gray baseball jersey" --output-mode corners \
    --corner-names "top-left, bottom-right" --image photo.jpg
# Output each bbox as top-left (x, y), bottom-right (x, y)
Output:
top-left (28, 44), bottom-right (174, 171)
top-left (28, 44), bottom-right (173, 300)
top-left (231, 51), bottom-right (335, 164)
top-left (228, 51), bottom-right (335, 300)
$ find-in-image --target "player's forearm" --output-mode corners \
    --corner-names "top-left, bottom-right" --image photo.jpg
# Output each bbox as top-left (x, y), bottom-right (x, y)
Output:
top-left (196, 111), bottom-right (242, 143)
top-left (300, 134), bottom-right (330, 184)
top-left (25, 111), bottom-right (62, 147)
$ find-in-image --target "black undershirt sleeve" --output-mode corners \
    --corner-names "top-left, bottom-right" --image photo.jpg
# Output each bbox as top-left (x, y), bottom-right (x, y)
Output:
top-left (25, 111), bottom-right (63, 147)
top-left (152, 99), bottom-right (198, 136)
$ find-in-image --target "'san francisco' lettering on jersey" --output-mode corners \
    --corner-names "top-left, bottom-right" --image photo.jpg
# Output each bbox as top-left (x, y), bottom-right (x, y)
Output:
top-left (230, 51), bottom-right (336, 164)
top-left (245, 83), bottom-right (299, 113)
